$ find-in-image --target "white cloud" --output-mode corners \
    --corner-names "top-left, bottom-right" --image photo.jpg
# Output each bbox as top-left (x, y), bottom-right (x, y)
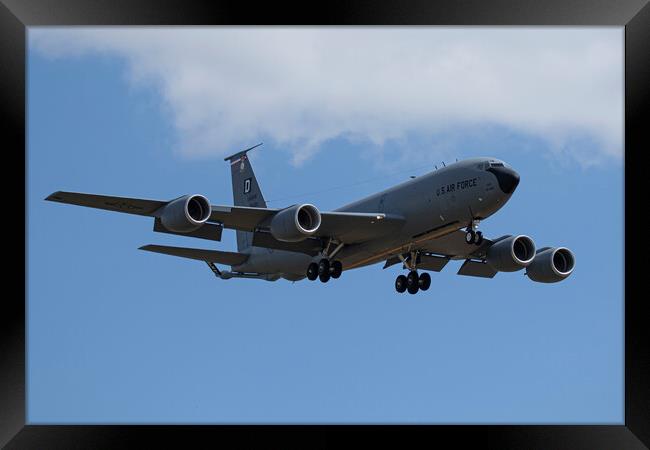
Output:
top-left (30, 27), bottom-right (623, 167)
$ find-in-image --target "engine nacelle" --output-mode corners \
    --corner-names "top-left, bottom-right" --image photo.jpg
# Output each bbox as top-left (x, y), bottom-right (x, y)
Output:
top-left (486, 235), bottom-right (536, 272)
top-left (159, 194), bottom-right (211, 233)
top-left (270, 204), bottom-right (321, 242)
top-left (526, 247), bottom-right (575, 283)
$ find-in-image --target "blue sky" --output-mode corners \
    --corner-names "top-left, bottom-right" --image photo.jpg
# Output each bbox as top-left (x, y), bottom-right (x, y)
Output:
top-left (27, 27), bottom-right (623, 423)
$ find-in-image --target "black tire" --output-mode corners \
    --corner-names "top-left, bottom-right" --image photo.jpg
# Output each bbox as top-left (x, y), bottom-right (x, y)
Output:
top-left (419, 272), bottom-right (431, 291)
top-left (306, 262), bottom-right (319, 281)
top-left (465, 230), bottom-right (476, 244)
top-left (407, 283), bottom-right (419, 294)
top-left (318, 259), bottom-right (330, 276)
top-left (331, 260), bottom-right (343, 279)
top-left (319, 272), bottom-right (331, 283)
top-left (475, 231), bottom-right (483, 245)
top-left (406, 271), bottom-right (419, 290)
top-left (395, 275), bottom-right (407, 293)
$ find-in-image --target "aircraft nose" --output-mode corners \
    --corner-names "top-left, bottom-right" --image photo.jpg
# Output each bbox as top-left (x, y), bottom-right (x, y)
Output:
top-left (488, 166), bottom-right (520, 194)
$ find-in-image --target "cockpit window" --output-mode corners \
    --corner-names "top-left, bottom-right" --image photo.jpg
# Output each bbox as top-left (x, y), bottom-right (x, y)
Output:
top-left (490, 162), bottom-right (504, 167)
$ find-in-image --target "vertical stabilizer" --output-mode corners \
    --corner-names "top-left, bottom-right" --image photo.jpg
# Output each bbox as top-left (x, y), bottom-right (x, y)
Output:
top-left (224, 143), bottom-right (267, 251)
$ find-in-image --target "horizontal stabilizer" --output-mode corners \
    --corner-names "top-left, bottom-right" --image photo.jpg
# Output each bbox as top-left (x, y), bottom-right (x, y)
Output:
top-left (223, 142), bottom-right (263, 162)
top-left (139, 244), bottom-right (249, 266)
top-left (46, 191), bottom-right (166, 216)
top-left (457, 259), bottom-right (498, 278)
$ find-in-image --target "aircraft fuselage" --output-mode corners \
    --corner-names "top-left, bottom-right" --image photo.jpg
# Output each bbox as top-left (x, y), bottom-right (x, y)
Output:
top-left (232, 157), bottom-right (520, 280)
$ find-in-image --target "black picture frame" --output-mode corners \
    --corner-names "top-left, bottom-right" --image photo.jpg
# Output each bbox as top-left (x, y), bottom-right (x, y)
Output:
top-left (4, 0), bottom-right (648, 448)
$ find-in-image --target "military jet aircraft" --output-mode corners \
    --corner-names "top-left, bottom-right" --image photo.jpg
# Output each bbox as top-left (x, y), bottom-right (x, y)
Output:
top-left (45, 144), bottom-right (575, 294)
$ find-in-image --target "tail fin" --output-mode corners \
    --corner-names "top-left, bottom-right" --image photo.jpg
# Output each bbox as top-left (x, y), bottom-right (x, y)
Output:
top-left (224, 143), bottom-right (267, 251)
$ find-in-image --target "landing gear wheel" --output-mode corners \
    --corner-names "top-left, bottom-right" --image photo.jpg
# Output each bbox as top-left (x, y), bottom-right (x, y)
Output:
top-left (419, 272), bottom-right (431, 291)
top-left (395, 275), bottom-right (407, 293)
top-left (406, 271), bottom-right (420, 294)
top-left (465, 230), bottom-right (476, 244)
top-left (330, 261), bottom-right (343, 279)
top-left (318, 259), bottom-right (330, 277)
top-left (475, 231), bottom-right (484, 245)
top-left (306, 262), bottom-right (319, 281)
top-left (319, 272), bottom-right (331, 283)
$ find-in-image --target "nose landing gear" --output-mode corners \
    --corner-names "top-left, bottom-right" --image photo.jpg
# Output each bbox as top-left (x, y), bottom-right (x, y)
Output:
top-left (465, 219), bottom-right (483, 245)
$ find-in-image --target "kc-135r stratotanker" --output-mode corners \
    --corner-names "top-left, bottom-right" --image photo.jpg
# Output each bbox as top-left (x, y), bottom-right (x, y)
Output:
top-left (46, 144), bottom-right (575, 294)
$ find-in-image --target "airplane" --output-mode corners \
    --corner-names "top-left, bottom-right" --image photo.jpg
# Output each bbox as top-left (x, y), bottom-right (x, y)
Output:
top-left (45, 144), bottom-right (575, 294)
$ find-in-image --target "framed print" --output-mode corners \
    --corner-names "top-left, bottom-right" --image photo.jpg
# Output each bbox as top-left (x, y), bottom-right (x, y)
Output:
top-left (4, 0), bottom-right (649, 448)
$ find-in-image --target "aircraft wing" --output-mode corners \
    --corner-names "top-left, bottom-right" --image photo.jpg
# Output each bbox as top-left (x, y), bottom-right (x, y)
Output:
top-left (45, 191), bottom-right (167, 216)
top-left (210, 205), bottom-right (406, 244)
top-left (45, 191), bottom-right (405, 244)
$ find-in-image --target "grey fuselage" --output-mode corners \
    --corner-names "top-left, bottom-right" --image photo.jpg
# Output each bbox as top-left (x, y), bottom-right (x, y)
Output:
top-left (232, 157), bottom-right (519, 280)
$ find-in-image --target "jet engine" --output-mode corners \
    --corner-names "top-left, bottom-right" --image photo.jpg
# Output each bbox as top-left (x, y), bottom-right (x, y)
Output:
top-left (486, 235), bottom-right (536, 272)
top-left (159, 194), bottom-right (211, 233)
top-left (270, 204), bottom-right (321, 242)
top-left (526, 247), bottom-right (575, 283)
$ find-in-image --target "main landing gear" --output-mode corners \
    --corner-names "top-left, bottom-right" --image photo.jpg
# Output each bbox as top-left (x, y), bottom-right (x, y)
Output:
top-left (306, 258), bottom-right (343, 283)
top-left (465, 219), bottom-right (483, 245)
top-left (394, 250), bottom-right (431, 295)
top-left (395, 271), bottom-right (431, 294)
top-left (307, 239), bottom-right (345, 283)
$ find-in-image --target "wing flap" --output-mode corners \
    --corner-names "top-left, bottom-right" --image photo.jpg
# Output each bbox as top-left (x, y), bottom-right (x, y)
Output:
top-left (457, 259), bottom-right (498, 278)
top-left (383, 253), bottom-right (450, 271)
top-left (421, 229), bottom-right (494, 259)
top-left (251, 232), bottom-right (322, 256)
top-left (139, 244), bottom-right (249, 265)
top-left (153, 218), bottom-right (223, 241)
top-left (316, 212), bottom-right (405, 243)
top-left (209, 205), bottom-right (278, 231)
top-left (417, 254), bottom-right (450, 272)
top-left (209, 206), bottom-right (405, 244)
top-left (383, 255), bottom-right (402, 269)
